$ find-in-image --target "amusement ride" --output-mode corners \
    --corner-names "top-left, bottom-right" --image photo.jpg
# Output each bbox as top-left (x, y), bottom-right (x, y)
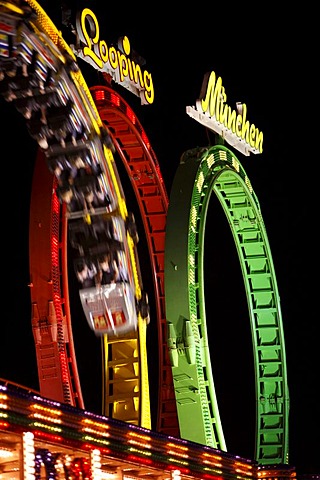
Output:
top-left (0, 0), bottom-right (290, 473)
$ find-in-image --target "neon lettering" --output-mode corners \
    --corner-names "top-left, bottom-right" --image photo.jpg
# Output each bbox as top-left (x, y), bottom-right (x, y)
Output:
top-left (187, 70), bottom-right (263, 156)
top-left (76, 9), bottom-right (154, 105)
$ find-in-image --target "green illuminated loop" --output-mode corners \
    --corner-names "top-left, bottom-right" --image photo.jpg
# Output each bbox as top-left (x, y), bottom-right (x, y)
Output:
top-left (164, 145), bottom-right (289, 464)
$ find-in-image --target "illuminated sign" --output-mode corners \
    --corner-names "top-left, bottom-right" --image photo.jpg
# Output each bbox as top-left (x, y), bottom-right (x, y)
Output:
top-left (74, 8), bottom-right (154, 105)
top-left (186, 71), bottom-right (263, 156)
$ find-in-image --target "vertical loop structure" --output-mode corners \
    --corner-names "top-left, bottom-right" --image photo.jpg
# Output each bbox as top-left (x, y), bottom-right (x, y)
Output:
top-left (164, 145), bottom-right (289, 464)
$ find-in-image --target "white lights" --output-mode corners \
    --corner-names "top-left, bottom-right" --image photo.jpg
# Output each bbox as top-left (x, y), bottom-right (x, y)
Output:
top-left (0, 448), bottom-right (14, 458)
top-left (22, 431), bottom-right (35, 480)
top-left (91, 449), bottom-right (102, 480)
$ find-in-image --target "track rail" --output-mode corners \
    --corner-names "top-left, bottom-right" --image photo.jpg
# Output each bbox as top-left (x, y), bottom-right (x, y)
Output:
top-left (29, 151), bottom-right (84, 408)
top-left (164, 146), bottom-right (289, 464)
top-left (90, 85), bottom-right (179, 436)
top-left (29, 81), bottom-right (179, 434)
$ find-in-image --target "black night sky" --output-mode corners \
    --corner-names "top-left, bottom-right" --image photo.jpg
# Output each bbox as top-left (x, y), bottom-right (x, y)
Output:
top-left (1, 1), bottom-right (318, 475)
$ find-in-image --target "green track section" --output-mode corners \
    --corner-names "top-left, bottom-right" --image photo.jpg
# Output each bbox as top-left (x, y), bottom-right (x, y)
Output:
top-left (164, 145), bottom-right (289, 465)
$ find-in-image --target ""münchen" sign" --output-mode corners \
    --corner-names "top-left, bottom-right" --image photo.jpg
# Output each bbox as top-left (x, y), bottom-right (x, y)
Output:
top-left (186, 71), bottom-right (263, 156)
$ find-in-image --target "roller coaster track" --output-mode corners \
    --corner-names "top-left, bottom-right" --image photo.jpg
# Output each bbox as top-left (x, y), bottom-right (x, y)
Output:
top-left (164, 146), bottom-right (289, 464)
top-left (89, 85), bottom-right (179, 436)
top-left (0, 0), bottom-right (177, 434)
top-left (29, 83), bottom-right (179, 434)
top-left (0, 0), bottom-right (290, 467)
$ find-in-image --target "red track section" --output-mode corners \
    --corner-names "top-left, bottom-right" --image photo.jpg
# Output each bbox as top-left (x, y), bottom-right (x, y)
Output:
top-left (29, 84), bottom-right (179, 436)
top-left (29, 152), bottom-right (84, 409)
top-left (91, 85), bottom-right (178, 436)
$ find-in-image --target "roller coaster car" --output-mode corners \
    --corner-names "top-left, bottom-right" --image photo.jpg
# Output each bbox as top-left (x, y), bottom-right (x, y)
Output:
top-left (73, 214), bottom-right (145, 337)
top-left (79, 282), bottom-right (138, 338)
top-left (0, 8), bottom-right (147, 339)
top-left (47, 138), bottom-right (118, 216)
top-left (69, 215), bottom-right (123, 257)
